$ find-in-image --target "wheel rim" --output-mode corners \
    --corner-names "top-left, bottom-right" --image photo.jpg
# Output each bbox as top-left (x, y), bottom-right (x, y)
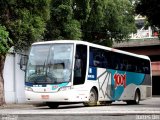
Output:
top-left (89, 91), bottom-right (96, 103)
top-left (135, 93), bottom-right (139, 103)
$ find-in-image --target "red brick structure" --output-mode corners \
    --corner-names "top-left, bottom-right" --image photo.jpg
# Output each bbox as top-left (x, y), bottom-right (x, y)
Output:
top-left (152, 62), bottom-right (160, 76)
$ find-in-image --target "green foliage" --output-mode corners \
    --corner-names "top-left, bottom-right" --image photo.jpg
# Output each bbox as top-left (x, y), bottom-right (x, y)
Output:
top-left (104, 0), bottom-right (136, 42)
top-left (0, 0), bottom-right (136, 49)
top-left (44, 0), bottom-right (82, 40)
top-left (45, 0), bottom-right (136, 45)
top-left (64, 20), bottom-right (82, 39)
top-left (0, 25), bottom-right (12, 55)
top-left (0, 0), bottom-right (51, 50)
top-left (135, 0), bottom-right (160, 36)
top-left (73, 0), bottom-right (136, 46)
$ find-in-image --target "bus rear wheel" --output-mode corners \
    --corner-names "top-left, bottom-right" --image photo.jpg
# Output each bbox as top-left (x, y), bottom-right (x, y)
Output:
top-left (133, 91), bottom-right (140, 104)
top-left (126, 90), bottom-right (140, 105)
top-left (46, 102), bottom-right (59, 109)
top-left (84, 88), bottom-right (98, 107)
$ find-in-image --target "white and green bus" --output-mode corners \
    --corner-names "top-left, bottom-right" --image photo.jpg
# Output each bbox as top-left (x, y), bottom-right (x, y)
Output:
top-left (25, 40), bottom-right (152, 108)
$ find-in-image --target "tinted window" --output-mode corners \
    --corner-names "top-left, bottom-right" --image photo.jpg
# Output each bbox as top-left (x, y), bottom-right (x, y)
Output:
top-left (73, 45), bottom-right (87, 85)
top-left (89, 47), bottom-right (110, 68)
top-left (89, 47), bottom-right (150, 74)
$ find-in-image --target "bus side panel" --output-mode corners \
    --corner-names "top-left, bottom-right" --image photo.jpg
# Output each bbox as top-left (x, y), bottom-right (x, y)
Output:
top-left (119, 74), bottom-right (152, 101)
top-left (88, 67), bottom-right (113, 101)
top-left (87, 67), bottom-right (151, 101)
top-left (107, 69), bottom-right (151, 101)
top-left (96, 68), bottom-right (112, 101)
top-left (88, 66), bottom-right (151, 102)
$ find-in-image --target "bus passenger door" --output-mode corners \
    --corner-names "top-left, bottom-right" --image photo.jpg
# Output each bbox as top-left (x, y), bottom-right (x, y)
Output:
top-left (73, 45), bottom-right (87, 85)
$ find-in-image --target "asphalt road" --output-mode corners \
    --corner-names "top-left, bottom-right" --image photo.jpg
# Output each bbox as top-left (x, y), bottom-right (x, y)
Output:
top-left (0, 97), bottom-right (160, 120)
top-left (2, 114), bottom-right (160, 120)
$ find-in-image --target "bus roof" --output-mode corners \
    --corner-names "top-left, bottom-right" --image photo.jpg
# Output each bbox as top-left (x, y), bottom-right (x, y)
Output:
top-left (32, 40), bottom-right (150, 60)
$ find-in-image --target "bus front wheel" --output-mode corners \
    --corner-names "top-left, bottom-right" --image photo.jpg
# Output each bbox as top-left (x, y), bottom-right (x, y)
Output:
top-left (84, 88), bottom-right (98, 107)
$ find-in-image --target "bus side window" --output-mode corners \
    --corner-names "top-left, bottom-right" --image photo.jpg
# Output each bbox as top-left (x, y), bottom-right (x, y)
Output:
top-left (101, 52), bottom-right (108, 68)
top-left (90, 47), bottom-right (102, 68)
top-left (89, 52), bottom-right (94, 66)
top-left (94, 55), bottom-right (101, 67)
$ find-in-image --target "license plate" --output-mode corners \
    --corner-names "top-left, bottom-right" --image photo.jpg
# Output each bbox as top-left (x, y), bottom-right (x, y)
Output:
top-left (41, 95), bottom-right (49, 99)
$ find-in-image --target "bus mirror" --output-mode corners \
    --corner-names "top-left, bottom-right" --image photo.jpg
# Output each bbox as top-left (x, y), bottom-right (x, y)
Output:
top-left (20, 55), bottom-right (28, 71)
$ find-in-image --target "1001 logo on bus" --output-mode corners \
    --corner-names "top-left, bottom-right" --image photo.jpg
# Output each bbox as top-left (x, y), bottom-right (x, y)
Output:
top-left (114, 72), bottom-right (126, 89)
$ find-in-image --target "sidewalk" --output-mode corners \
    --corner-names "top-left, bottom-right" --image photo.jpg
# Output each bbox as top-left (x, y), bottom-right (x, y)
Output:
top-left (0, 102), bottom-right (47, 109)
top-left (0, 103), bottom-right (34, 109)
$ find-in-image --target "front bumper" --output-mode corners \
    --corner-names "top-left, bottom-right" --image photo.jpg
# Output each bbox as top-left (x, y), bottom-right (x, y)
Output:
top-left (25, 89), bottom-right (89, 102)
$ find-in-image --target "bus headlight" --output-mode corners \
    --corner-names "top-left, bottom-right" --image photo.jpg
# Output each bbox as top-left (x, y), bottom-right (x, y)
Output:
top-left (25, 87), bottom-right (33, 91)
top-left (58, 86), bottom-right (71, 91)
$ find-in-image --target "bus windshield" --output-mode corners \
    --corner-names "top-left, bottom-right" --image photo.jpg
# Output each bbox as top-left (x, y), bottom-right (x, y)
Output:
top-left (26, 43), bottom-right (74, 84)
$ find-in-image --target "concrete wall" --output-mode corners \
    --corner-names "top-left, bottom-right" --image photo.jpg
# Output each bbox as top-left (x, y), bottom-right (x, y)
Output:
top-left (3, 52), bottom-right (26, 103)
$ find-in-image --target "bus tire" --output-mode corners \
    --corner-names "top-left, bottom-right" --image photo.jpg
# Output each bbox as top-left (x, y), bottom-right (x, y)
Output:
top-left (46, 102), bottom-right (59, 109)
top-left (133, 90), bottom-right (140, 104)
top-left (126, 90), bottom-right (140, 105)
top-left (84, 88), bottom-right (98, 106)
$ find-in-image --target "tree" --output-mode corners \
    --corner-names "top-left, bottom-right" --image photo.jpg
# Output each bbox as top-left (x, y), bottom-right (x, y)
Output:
top-left (44, 0), bottom-right (82, 40)
top-left (73, 0), bottom-right (136, 46)
top-left (135, 0), bottom-right (160, 36)
top-left (0, 25), bottom-right (12, 55)
top-left (0, 25), bottom-right (12, 105)
top-left (45, 0), bottom-right (135, 44)
top-left (0, 0), bottom-right (51, 50)
top-left (0, 0), bottom-right (51, 105)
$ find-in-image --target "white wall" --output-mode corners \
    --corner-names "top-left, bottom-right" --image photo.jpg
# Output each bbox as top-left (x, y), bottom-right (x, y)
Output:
top-left (3, 52), bottom-right (26, 103)
top-left (3, 53), bottom-right (15, 103)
